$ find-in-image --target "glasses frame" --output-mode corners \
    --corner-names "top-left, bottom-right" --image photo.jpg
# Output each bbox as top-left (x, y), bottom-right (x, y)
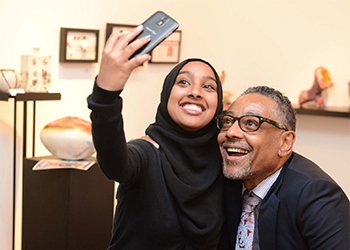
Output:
top-left (216, 114), bottom-right (288, 132)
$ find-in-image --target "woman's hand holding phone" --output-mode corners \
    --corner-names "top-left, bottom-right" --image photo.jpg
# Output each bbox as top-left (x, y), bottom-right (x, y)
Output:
top-left (96, 25), bottom-right (151, 91)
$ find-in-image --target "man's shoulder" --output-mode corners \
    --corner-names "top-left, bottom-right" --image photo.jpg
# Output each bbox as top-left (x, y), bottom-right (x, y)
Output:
top-left (285, 152), bottom-right (335, 182)
top-left (269, 152), bottom-right (344, 203)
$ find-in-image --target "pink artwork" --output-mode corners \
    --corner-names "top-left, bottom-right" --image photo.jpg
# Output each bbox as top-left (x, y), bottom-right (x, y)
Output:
top-left (219, 70), bottom-right (234, 110)
top-left (298, 66), bottom-right (334, 109)
top-left (348, 80), bottom-right (350, 110)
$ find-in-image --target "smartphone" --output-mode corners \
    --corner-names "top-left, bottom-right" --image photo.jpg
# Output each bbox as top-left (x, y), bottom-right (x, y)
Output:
top-left (130, 11), bottom-right (179, 59)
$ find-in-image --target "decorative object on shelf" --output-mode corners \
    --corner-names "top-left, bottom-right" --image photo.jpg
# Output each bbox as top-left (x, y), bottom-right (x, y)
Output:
top-left (0, 69), bottom-right (22, 93)
top-left (149, 31), bottom-right (181, 64)
top-left (220, 70), bottom-right (234, 110)
top-left (348, 80), bottom-right (350, 111)
top-left (21, 48), bottom-right (51, 92)
top-left (298, 66), bottom-right (334, 109)
top-left (60, 27), bottom-right (99, 63)
top-left (40, 116), bottom-right (95, 160)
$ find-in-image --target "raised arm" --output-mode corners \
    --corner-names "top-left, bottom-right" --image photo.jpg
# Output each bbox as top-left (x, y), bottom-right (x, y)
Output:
top-left (87, 26), bottom-right (151, 184)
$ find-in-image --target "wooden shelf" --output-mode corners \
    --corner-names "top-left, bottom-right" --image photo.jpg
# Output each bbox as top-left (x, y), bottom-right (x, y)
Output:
top-left (0, 91), bottom-right (61, 101)
top-left (293, 105), bottom-right (350, 118)
top-left (0, 91), bottom-right (10, 100)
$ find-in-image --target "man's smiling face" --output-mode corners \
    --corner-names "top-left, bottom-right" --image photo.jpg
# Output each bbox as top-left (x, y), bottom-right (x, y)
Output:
top-left (218, 93), bottom-right (284, 189)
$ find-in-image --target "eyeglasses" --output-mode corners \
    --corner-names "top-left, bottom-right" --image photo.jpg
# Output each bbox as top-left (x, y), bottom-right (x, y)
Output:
top-left (216, 114), bottom-right (288, 132)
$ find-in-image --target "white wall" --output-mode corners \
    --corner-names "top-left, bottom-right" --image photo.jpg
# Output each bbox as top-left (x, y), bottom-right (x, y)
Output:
top-left (0, 0), bottom-right (349, 249)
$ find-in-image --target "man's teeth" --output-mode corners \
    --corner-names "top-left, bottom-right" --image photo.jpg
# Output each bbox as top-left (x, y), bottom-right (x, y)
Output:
top-left (227, 148), bottom-right (249, 154)
top-left (183, 104), bottom-right (202, 112)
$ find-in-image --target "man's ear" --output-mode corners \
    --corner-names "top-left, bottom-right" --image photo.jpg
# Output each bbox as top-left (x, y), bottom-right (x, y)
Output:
top-left (278, 131), bottom-right (296, 157)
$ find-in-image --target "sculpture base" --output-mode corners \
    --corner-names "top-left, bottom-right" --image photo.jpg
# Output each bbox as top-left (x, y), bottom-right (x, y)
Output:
top-left (22, 156), bottom-right (114, 250)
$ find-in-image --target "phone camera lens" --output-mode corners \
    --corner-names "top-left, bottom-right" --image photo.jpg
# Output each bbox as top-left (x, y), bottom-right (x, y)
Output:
top-left (157, 17), bottom-right (168, 26)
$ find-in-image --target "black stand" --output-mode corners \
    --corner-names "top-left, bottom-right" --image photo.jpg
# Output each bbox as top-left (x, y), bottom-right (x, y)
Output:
top-left (22, 156), bottom-right (114, 250)
top-left (0, 92), bottom-right (61, 250)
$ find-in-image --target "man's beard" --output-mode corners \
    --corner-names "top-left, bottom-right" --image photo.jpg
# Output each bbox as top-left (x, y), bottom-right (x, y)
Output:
top-left (222, 157), bottom-right (253, 180)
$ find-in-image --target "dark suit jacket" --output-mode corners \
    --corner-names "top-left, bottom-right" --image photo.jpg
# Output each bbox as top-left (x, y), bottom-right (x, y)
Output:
top-left (218, 152), bottom-right (350, 250)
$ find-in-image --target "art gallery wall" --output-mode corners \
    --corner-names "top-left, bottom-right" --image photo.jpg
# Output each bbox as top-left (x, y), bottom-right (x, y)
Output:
top-left (0, 0), bottom-right (349, 249)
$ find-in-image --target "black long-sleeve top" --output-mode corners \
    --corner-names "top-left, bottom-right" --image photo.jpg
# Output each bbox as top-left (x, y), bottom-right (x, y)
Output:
top-left (87, 82), bottom-right (194, 250)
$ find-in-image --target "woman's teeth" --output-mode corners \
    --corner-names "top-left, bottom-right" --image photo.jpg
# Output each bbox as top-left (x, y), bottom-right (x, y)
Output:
top-left (183, 104), bottom-right (202, 112)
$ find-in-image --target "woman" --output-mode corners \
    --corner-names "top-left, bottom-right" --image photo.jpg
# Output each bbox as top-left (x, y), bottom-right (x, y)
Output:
top-left (87, 25), bottom-right (224, 250)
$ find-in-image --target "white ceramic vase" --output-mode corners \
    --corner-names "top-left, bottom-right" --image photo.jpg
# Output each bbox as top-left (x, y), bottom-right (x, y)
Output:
top-left (40, 116), bottom-right (95, 160)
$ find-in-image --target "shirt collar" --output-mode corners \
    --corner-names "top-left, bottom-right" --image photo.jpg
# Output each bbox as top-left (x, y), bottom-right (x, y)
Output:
top-left (243, 167), bottom-right (282, 200)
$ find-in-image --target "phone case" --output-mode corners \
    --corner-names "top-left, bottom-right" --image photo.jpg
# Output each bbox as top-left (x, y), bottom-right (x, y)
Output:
top-left (130, 11), bottom-right (179, 59)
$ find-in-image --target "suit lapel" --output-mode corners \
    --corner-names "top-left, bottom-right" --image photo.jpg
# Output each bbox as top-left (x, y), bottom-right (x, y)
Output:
top-left (258, 154), bottom-right (294, 249)
top-left (259, 193), bottom-right (280, 250)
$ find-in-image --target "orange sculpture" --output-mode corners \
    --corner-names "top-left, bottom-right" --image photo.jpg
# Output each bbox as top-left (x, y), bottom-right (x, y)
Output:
top-left (298, 66), bottom-right (334, 109)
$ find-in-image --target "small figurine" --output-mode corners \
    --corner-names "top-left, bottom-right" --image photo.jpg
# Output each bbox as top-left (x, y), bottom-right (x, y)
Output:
top-left (219, 70), bottom-right (234, 110)
top-left (298, 66), bottom-right (334, 109)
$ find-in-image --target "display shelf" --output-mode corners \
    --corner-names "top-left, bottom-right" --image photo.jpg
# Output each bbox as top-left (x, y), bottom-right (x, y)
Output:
top-left (0, 91), bottom-right (61, 250)
top-left (22, 156), bottom-right (114, 250)
top-left (0, 91), bottom-right (61, 101)
top-left (0, 91), bottom-right (10, 100)
top-left (293, 105), bottom-right (350, 118)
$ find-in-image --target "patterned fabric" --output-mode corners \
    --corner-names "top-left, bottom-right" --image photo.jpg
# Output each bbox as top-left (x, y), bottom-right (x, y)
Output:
top-left (235, 190), bottom-right (262, 250)
top-left (252, 168), bottom-right (282, 200)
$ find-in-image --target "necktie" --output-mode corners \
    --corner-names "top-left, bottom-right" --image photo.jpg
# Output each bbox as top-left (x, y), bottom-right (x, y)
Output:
top-left (235, 190), bottom-right (261, 250)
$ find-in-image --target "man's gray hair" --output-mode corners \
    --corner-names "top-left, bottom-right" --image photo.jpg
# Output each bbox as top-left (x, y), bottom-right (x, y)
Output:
top-left (240, 85), bottom-right (296, 131)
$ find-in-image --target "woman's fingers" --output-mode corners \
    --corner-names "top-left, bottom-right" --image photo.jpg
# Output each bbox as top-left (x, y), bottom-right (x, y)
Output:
top-left (96, 25), bottom-right (151, 91)
top-left (104, 32), bottom-right (125, 54)
top-left (105, 25), bottom-right (143, 55)
top-left (129, 53), bottom-right (151, 69)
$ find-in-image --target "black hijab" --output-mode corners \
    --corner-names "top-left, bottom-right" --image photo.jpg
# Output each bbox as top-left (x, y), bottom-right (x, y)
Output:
top-left (146, 58), bottom-right (224, 249)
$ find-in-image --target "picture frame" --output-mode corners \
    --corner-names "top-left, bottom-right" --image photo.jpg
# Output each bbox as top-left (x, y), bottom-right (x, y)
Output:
top-left (59, 28), bottom-right (99, 63)
top-left (105, 23), bottom-right (181, 64)
top-left (150, 31), bottom-right (182, 64)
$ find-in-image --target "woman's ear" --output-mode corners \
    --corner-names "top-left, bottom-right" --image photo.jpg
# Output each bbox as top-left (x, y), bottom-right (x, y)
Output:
top-left (278, 131), bottom-right (296, 157)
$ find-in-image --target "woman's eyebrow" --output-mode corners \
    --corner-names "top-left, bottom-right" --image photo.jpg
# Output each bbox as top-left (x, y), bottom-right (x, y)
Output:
top-left (178, 70), bottom-right (192, 76)
top-left (204, 75), bottom-right (217, 83)
top-left (178, 71), bottom-right (217, 83)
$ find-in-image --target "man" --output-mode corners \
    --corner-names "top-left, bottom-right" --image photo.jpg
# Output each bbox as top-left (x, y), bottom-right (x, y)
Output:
top-left (217, 85), bottom-right (349, 250)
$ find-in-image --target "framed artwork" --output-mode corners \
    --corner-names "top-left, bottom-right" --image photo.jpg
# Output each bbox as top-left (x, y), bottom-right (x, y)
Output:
top-left (105, 23), bottom-right (181, 64)
top-left (150, 31), bottom-right (181, 64)
top-left (59, 28), bottom-right (99, 63)
top-left (105, 23), bottom-right (136, 43)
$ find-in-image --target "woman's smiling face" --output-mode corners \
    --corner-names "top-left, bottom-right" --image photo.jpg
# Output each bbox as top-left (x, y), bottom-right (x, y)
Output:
top-left (167, 61), bottom-right (218, 132)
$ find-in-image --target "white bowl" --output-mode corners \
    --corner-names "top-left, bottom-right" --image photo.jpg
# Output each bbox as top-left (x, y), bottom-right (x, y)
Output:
top-left (40, 116), bottom-right (95, 160)
top-left (0, 69), bottom-right (22, 93)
